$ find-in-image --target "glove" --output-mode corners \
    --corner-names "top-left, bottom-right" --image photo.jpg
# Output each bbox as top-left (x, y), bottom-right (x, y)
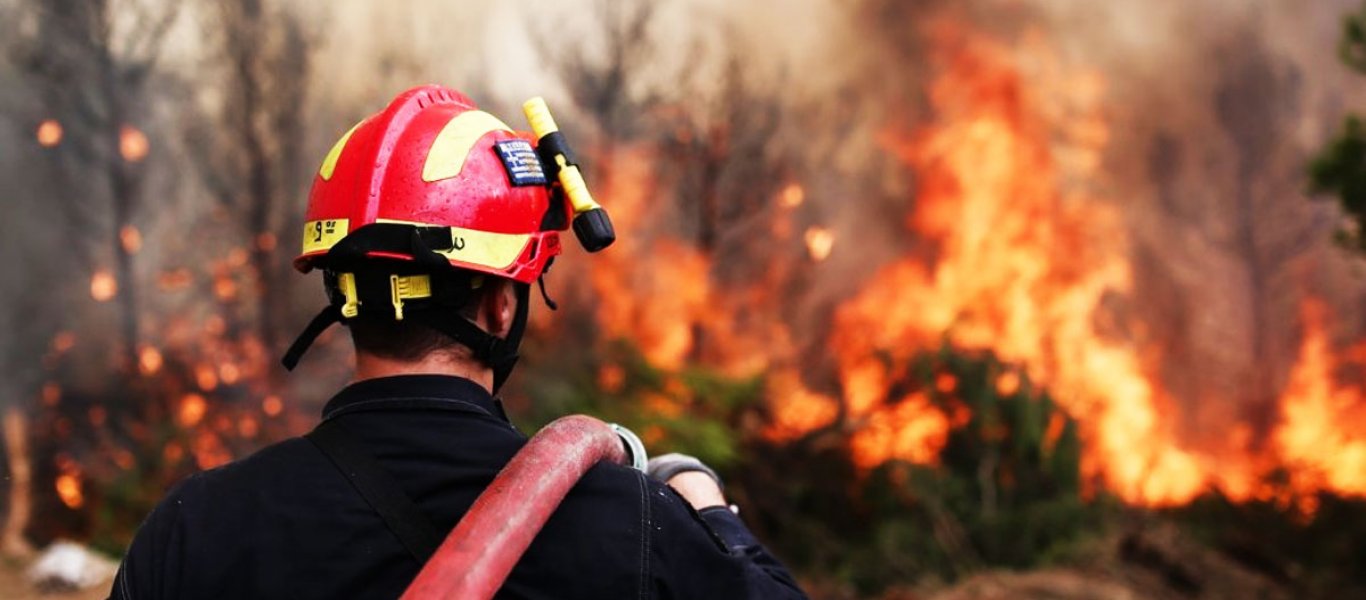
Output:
top-left (646, 453), bottom-right (722, 488)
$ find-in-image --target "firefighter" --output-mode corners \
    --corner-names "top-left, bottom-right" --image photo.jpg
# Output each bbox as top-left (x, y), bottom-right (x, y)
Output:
top-left (110, 86), bottom-right (806, 599)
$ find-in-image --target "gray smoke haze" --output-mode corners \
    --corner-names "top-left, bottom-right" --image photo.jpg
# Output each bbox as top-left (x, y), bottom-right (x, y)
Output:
top-left (3, 0), bottom-right (1364, 447)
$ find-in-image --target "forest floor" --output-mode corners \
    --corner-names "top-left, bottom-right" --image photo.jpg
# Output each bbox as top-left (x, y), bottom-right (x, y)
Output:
top-left (0, 522), bottom-right (1301, 600)
top-left (1, 556), bottom-right (112, 600)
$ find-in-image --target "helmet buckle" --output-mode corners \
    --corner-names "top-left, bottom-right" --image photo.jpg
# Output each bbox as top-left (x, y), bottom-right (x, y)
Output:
top-left (389, 274), bottom-right (432, 321)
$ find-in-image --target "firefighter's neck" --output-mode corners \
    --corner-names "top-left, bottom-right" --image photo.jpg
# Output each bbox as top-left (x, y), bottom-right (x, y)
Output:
top-left (354, 349), bottom-right (494, 392)
top-left (352, 281), bottom-right (515, 393)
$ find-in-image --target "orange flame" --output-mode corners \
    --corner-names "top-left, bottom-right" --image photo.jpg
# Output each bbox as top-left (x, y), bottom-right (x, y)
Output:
top-left (1273, 300), bottom-right (1366, 499)
top-left (55, 473), bottom-right (84, 509)
top-left (821, 24), bottom-right (1207, 504)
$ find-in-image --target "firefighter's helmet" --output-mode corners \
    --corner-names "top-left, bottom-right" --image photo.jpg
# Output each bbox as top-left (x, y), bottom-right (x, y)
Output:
top-left (282, 85), bottom-right (614, 391)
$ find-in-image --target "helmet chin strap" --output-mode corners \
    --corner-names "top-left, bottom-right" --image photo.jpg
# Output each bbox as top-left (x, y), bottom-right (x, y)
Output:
top-left (282, 274), bottom-right (534, 395)
top-left (413, 282), bottom-right (530, 394)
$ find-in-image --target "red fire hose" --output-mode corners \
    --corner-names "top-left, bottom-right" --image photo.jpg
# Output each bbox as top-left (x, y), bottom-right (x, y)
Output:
top-left (400, 415), bottom-right (635, 600)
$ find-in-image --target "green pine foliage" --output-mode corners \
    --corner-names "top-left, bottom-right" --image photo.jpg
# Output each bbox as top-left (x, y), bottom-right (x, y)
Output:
top-left (817, 348), bottom-right (1112, 591)
top-left (1309, 2), bottom-right (1366, 251)
top-left (524, 339), bottom-right (1110, 594)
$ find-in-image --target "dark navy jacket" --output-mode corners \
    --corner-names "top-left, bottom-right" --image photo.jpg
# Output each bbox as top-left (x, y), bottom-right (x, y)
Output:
top-left (110, 375), bottom-right (805, 599)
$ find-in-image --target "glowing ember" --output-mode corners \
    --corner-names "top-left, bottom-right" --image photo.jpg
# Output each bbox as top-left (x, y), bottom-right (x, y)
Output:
top-left (119, 125), bottom-right (149, 162)
top-left (219, 362), bottom-right (241, 385)
top-left (50, 332), bottom-right (76, 354)
top-left (256, 232), bottom-right (277, 251)
top-left (803, 227), bottom-right (835, 262)
top-left (90, 270), bottom-right (117, 302)
top-left (193, 431), bottom-right (232, 470)
top-left (195, 364), bottom-right (219, 391)
top-left (995, 371), bottom-right (1021, 397)
top-left (780, 183), bottom-right (804, 208)
top-left (120, 225), bottom-right (143, 253)
top-left (935, 372), bottom-right (957, 394)
top-left (597, 364), bottom-right (626, 393)
top-left (158, 268), bottom-right (194, 290)
top-left (138, 346), bottom-right (164, 375)
top-left (41, 383), bottom-right (61, 407)
top-left (36, 119), bottom-right (63, 147)
top-left (262, 395), bottom-right (283, 417)
top-left (177, 393), bottom-right (208, 427)
top-left (214, 275), bottom-right (238, 300)
top-left (238, 415), bottom-right (260, 438)
top-left (55, 473), bottom-right (84, 509)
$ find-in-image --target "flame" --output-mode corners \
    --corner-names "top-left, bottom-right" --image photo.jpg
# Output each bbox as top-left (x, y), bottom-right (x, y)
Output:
top-left (55, 473), bottom-right (83, 509)
top-left (1273, 300), bottom-right (1366, 499)
top-left (119, 125), bottom-right (149, 163)
top-left (90, 270), bottom-right (118, 302)
top-left (849, 392), bottom-right (950, 469)
top-left (54, 454), bottom-right (84, 509)
top-left (36, 119), bottom-right (63, 147)
top-left (585, 150), bottom-right (715, 369)
top-left (50, 332), bottom-right (76, 354)
top-left (817, 24), bottom-right (1208, 504)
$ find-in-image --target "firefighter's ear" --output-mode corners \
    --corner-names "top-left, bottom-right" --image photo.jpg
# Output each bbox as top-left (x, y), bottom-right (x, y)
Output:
top-left (481, 278), bottom-right (516, 338)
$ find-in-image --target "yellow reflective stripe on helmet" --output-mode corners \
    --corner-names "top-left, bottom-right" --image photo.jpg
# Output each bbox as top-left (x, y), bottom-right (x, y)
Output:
top-left (422, 111), bottom-right (512, 182)
top-left (375, 219), bottom-right (531, 271)
top-left (302, 219), bottom-right (350, 254)
top-left (319, 121), bottom-right (362, 181)
top-left (434, 228), bottom-right (531, 270)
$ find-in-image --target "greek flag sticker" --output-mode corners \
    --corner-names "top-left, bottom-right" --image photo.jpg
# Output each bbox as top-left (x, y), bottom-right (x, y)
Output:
top-left (494, 139), bottom-right (548, 187)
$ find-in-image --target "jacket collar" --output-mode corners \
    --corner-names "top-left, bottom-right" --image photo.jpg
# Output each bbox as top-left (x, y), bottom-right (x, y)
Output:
top-left (320, 374), bottom-right (509, 423)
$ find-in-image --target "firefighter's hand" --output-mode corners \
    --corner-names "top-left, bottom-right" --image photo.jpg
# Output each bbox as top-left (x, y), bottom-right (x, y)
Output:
top-left (647, 453), bottom-right (726, 510)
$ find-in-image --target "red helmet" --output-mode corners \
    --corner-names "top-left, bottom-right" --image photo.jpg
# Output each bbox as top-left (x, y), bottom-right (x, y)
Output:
top-left (282, 85), bottom-right (614, 388)
top-left (294, 85), bottom-right (567, 283)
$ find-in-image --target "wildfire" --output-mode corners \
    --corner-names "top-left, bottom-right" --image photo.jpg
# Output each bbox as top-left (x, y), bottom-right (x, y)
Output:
top-left (1273, 300), bottom-right (1366, 498)
top-left (90, 270), bottom-right (117, 302)
top-left (820, 24), bottom-right (1212, 504)
top-left (757, 22), bottom-right (1366, 510)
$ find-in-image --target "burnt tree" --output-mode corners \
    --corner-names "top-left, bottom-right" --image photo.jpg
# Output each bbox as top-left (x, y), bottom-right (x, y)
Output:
top-left (188, 0), bottom-right (312, 359)
top-left (5, 0), bottom-right (180, 370)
